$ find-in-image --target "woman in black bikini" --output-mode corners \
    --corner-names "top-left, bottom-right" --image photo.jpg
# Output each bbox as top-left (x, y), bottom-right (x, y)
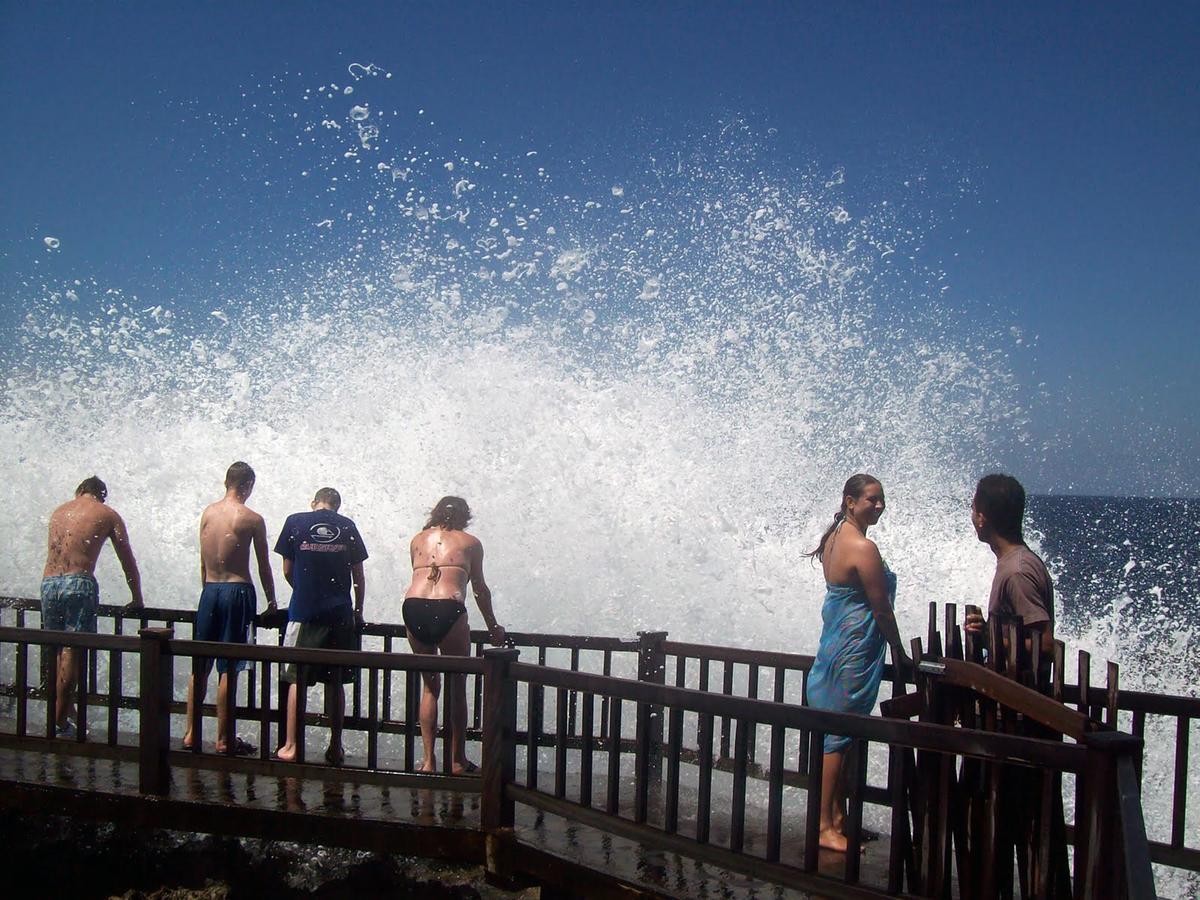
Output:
top-left (402, 496), bottom-right (506, 774)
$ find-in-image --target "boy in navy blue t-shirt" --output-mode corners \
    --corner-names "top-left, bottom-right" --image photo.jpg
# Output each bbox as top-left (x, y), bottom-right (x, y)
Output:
top-left (272, 487), bottom-right (367, 764)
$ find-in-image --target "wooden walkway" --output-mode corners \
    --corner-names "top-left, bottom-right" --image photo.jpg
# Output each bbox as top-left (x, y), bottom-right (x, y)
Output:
top-left (0, 740), bottom-right (878, 898)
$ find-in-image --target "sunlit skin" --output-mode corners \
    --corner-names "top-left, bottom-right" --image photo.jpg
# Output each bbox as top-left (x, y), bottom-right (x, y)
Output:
top-left (403, 525), bottom-right (505, 774)
top-left (43, 489), bottom-right (143, 728)
top-left (816, 480), bottom-right (909, 853)
top-left (183, 478), bottom-right (276, 753)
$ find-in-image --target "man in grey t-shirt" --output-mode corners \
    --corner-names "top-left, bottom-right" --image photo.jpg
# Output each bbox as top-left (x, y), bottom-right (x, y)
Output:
top-left (964, 474), bottom-right (1055, 659)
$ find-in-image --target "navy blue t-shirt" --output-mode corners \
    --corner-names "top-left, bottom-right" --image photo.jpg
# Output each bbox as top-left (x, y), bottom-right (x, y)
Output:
top-left (274, 510), bottom-right (369, 623)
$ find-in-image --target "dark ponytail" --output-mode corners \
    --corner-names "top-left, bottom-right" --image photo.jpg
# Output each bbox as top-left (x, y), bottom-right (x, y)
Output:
top-left (807, 474), bottom-right (880, 562)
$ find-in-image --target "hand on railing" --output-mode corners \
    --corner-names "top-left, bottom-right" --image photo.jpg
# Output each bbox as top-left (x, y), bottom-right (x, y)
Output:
top-left (488, 624), bottom-right (509, 647)
top-left (123, 599), bottom-right (144, 612)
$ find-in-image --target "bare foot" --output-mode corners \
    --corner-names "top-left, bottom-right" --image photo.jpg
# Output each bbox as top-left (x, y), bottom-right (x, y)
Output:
top-left (324, 746), bottom-right (344, 766)
top-left (418, 759), bottom-right (436, 773)
top-left (274, 745), bottom-right (297, 762)
top-left (818, 826), bottom-right (849, 853)
top-left (451, 759), bottom-right (480, 775)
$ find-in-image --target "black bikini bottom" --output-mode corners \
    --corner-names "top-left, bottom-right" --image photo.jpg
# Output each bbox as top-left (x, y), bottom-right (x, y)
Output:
top-left (402, 598), bottom-right (467, 646)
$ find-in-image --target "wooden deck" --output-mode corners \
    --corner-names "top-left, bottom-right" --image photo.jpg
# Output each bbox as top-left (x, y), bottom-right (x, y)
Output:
top-left (0, 740), bottom-right (891, 898)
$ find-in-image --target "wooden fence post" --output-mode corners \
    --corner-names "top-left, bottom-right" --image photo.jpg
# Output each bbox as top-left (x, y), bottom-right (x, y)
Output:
top-left (138, 627), bottom-right (174, 796)
top-left (1078, 731), bottom-right (1152, 899)
top-left (636, 630), bottom-right (667, 786)
top-left (481, 647), bottom-right (520, 831)
top-left (482, 647), bottom-right (521, 890)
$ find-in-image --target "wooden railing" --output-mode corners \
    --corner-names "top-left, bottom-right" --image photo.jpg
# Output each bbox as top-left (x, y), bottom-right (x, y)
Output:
top-left (1, 595), bottom-right (1192, 896)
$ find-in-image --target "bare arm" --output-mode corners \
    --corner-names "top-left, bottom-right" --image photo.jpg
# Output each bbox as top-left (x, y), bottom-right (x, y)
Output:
top-left (110, 511), bottom-right (144, 609)
top-left (198, 514), bottom-right (207, 587)
top-left (351, 562), bottom-right (365, 626)
top-left (252, 516), bottom-right (277, 608)
top-left (281, 558), bottom-right (294, 587)
top-left (853, 540), bottom-right (907, 664)
top-left (470, 544), bottom-right (505, 645)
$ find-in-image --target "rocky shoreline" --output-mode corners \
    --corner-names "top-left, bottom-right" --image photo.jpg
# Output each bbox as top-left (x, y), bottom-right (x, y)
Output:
top-left (0, 813), bottom-right (536, 899)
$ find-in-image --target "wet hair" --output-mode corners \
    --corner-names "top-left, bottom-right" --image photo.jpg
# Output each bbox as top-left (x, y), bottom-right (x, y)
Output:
top-left (313, 487), bottom-right (341, 510)
top-left (974, 474), bottom-right (1025, 542)
top-left (224, 461), bottom-right (256, 492)
top-left (75, 476), bottom-right (107, 502)
top-left (807, 473), bottom-right (882, 562)
top-left (424, 496), bottom-right (472, 531)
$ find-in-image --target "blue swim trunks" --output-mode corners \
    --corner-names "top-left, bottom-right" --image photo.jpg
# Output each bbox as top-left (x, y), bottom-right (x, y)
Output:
top-left (194, 582), bottom-right (256, 674)
top-left (41, 573), bottom-right (99, 633)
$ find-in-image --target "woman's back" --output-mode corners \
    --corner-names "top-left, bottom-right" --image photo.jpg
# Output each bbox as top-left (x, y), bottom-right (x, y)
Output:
top-left (406, 527), bottom-right (479, 601)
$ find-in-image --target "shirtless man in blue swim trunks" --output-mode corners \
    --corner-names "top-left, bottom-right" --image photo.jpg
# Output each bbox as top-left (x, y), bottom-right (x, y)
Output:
top-left (42, 476), bottom-right (144, 736)
top-left (402, 496), bottom-right (506, 774)
top-left (183, 461), bottom-right (277, 754)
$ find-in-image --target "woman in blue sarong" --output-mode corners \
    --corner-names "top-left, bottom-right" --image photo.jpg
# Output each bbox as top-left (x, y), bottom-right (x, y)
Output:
top-left (806, 473), bottom-right (908, 852)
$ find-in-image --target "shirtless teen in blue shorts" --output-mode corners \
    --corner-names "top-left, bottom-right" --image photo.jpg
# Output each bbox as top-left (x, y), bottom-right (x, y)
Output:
top-left (41, 476), bottom-right (143, 736)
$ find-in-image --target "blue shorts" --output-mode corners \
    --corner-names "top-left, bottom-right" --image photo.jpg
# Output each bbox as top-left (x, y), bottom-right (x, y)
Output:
top-left (194, 582), bottom-right (256, 674)
top-left (41, 574), bottom-right (99, 633)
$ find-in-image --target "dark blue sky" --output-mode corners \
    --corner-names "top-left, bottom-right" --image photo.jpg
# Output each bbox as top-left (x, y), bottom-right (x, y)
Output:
top-left (2, 2), bottom-right (1197, 495)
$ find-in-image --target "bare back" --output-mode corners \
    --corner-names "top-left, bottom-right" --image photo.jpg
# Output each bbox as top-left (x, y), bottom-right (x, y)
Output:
top-left (405, 527), bottom-right (482, 601)
top-left (821, 523), bottom-right (879, 589)
top-left (43, 496), bottom-right (124, 577)
top-left (199, 497), bottom-right (263, 584)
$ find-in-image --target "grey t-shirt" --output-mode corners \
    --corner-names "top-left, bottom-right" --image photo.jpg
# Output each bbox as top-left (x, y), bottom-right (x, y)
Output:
top-left (988, 546), bottom-right (1054, 629)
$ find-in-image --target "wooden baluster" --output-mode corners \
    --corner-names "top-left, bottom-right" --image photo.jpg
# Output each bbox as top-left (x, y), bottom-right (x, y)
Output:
top-left (765, 723), bottom-right (785, 862)
top-left (730, 718), bottom-right (750, 852)
top-left (16, 640), bottom-right (27, 738)
top-left (844, 738), bottom-right (868, 883)
top-left (382, 634), bottom-right (393, 721)
top-left (295, 667), bottom-right (308, 763)
top-left (441, 671), bottom-right (455, 775)
top-left (554, 686), bottom-right (568, 799)
top-left (746, 664), bottom-right (759, 765)
top-left (599, 650), bottom-right (612, 741)
top-left (695, 712), bottom-right (714, 843)
top-left (75, 644), bottom-right (88, 741)
top-left (403, 668), bottom-right (417, 771)
top-left (258, 659), bottom-right (271, 758)
top-left (664, 703), bottom-right (683, 834)
top-left (1172, 716), bottom-right (1190, 851)
top-left (526, 682), bottom-right (544, 787)
top-left (1052, 640), bottom-right (1065, 704)
top-left (473, 640), bottom-right (487, 731)
top-left (580, 690), bottom-right (594, 808)
top-left (803, 726), bottom-right (824, 872)
top-left (189, 654), bottom-right (204, 752)
top-left (568, 647), bottom-right (580, 736)
top-left (1106, 662), bottom-right (1119, 727)
top-left (1078, 650), bottom-right (1092, 717)
top-left (719, 660), bottom-right (734, 760)
top-left (367, 667), bottom-right (379, 770)
top-left (606, 697), bottom-right (622, 815)
top-left (109, 616), bottom-right (123, 746)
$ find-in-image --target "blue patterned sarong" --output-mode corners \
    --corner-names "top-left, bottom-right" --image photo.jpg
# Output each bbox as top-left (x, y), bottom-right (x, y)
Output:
top-left (806, 568), bottom-right (897, 753)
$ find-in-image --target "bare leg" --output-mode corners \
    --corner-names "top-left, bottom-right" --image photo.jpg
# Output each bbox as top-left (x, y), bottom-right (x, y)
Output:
top-left (408, 631), bottom-right (439, 772)
top-left (819, 749), bottom-right (849, 852)
top-left (183, 669), bottom-right (209, 749)
top-left (55, 647), bottom-right (79, 727)
top-left (439, 615), bottom-right (473, 773)
top-left (214, 671), bottom-right (232, 752)
top-left (275, 682), bottom-right (300, 761)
